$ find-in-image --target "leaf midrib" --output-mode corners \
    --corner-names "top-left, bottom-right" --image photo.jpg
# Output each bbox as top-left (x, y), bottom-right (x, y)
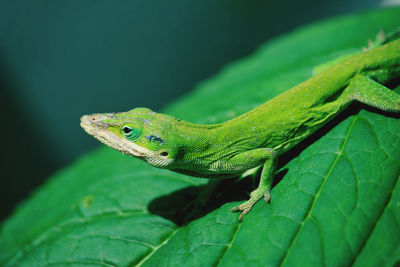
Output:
top-left (278, 115), bottom-right (359, 266)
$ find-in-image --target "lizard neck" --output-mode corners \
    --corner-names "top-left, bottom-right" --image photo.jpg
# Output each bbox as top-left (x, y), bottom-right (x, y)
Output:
top-left (172, 120), bottom-right (228, 168)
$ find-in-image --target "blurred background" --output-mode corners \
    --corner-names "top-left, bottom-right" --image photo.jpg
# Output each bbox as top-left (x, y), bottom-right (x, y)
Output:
top-left (0, 0), bottom-right (399, 221)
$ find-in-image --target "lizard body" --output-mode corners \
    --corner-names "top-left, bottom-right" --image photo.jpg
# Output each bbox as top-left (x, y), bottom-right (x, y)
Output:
top-left (81, 37), bottom-right (400, 220)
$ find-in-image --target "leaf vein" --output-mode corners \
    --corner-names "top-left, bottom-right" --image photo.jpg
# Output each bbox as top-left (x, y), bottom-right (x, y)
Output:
top-left (6, 210), bottom-right (149, 265)
top-left (350, 172), bottom-right (400, 266)
top-left (214, 221), bottom-right (242, 266)
top-left (134, 228), bottom-right (179, 267)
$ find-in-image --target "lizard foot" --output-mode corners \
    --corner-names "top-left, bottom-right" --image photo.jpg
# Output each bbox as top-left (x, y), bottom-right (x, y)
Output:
top-left (231, 188), bottom-right (270, 221)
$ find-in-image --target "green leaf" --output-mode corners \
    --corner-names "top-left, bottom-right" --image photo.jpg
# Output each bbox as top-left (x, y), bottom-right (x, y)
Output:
top-left (1, 7), bottom-right (400, 266)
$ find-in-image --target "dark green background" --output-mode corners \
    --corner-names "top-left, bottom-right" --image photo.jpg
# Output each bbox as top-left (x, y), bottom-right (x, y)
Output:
top-left (0, 0), bottom-right (394, 221)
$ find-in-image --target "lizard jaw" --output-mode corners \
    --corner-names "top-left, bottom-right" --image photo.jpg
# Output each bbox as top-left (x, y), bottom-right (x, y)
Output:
top-left (80, 114), bottom-right (147, 157)
top-left (80, 114), bottom-right (174, 168)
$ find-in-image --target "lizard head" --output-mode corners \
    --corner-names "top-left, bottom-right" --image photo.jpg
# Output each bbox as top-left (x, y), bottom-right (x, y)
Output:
top-left (80, 107), bottom-right (180, 168)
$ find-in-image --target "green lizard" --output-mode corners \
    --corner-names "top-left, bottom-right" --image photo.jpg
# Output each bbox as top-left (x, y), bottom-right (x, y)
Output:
top-left (81, 37), bottom-right (400, 221)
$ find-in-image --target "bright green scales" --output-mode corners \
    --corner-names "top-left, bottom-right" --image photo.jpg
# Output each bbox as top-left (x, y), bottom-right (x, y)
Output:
top-left (82, 37), bottom-right (400, 220)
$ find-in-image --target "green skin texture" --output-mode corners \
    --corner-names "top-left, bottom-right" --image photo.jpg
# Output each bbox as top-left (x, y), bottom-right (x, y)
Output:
top-left (81, 38), bottom-right (400, 221)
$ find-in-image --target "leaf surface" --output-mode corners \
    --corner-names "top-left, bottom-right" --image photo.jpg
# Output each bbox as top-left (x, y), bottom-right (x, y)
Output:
top-left (1, 7), bottom-right (400, 267)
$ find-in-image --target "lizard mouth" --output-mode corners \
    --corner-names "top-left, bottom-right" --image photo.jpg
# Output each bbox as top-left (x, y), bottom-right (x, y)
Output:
top-left (80, 114), bottom-right (147, 158)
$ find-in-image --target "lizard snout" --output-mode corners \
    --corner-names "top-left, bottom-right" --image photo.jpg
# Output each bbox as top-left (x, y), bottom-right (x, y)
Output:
top-left (80, 114), bottom-right (96, 128)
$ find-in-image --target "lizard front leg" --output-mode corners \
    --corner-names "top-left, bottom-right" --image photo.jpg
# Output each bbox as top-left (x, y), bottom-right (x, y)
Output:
top-left (229, 148), bottom-right (277, 221)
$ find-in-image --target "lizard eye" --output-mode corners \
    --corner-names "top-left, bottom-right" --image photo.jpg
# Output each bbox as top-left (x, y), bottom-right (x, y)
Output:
top-left (122, 126), bottom-right (141, 141)
top-left (122, 126), bottom-right (131, 134)
top-left (160, 151), bottom-right (169, 157)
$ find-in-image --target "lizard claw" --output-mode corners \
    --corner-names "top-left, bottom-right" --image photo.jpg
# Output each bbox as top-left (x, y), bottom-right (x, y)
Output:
top-left (231, 203), bottom-right (252, 221)
top-left (232, 188), bottom-right (271, 221)
top-left (264, 191), bottom-right (271, 203)
top-left (231, 197), bottom-right (259, 221)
